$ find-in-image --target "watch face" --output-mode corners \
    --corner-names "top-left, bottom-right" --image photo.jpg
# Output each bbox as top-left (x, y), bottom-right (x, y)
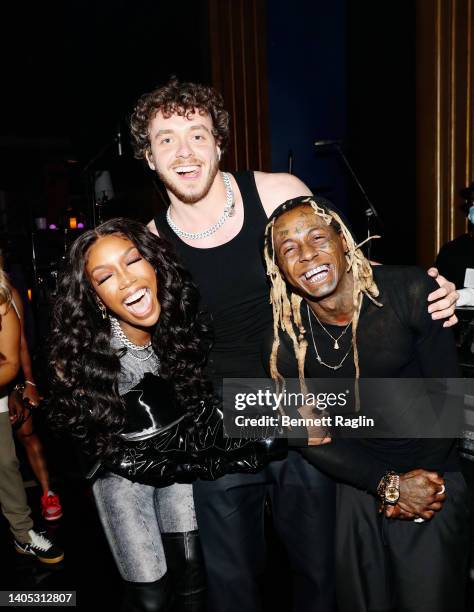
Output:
top-left (385, 486), bottom-right (399, 503)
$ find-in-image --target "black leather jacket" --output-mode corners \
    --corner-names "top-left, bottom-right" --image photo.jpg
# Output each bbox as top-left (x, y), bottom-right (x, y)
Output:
top-left (92, 373), bottom-right (286, 487)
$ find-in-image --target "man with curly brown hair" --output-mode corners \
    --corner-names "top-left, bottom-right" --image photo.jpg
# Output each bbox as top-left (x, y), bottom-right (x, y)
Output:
top-left (130, 77), bottom-right (459, 612)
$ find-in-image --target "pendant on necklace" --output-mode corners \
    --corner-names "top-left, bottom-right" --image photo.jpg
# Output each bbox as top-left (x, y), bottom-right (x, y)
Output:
top-left (334, 340), bottom-right (339, 350)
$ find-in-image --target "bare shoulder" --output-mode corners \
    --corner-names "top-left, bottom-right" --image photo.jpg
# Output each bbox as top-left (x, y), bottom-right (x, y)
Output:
top-left (254, 171), bottom-right (312, 217)
top-left (0, 303), bottom-right (20, 336)
top-left (10, 287), bottom-right (24, 321)
top-left (11, 286), bottom-right (23, 309)
top-left (147, 219), bottom-right (159, 236)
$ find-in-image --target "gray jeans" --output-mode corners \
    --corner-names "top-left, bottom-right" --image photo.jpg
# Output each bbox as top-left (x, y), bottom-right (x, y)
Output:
top-left (93, 472), bottom-right (197, 582)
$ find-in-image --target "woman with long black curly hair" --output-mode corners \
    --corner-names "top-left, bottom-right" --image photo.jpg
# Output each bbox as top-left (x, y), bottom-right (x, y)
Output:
top-left (48, 218), bottom-right (284, 612)
top-left (49, 217), bottom-right (211, 611)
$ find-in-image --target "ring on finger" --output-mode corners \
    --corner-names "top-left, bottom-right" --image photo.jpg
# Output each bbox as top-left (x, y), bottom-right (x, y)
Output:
top-left (437, 485), bottom-right (445, 495)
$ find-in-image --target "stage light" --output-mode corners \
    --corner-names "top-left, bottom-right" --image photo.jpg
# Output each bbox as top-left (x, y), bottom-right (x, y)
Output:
top-left (27, 289), bottom-right (32, 301)
top-left (77, 222), bottom-right (85, 229)
top-left (69, 217), bottom-right (77, 229)
top-left (49, 224), bottom-right (57, 230)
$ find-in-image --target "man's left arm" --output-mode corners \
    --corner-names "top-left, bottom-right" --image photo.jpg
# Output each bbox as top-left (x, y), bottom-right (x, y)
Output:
top-left (406, 269), bottom-right (460, 376)
top-left (380, 269), bottom-right (460, 520)
top-left (254, 172), bottom-right (312, 218)
top-left (11, 288), bottom-right (40, 405)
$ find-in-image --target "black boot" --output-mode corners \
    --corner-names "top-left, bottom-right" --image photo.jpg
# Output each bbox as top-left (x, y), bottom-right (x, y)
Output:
top-left (162, 531), bottom-right (207, 612)
top-left (122, 573), bottom-right (173, 612)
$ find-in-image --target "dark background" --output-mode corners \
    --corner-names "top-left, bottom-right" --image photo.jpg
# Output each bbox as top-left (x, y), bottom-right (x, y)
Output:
top-left (0, 0), bottom-right (415, 266)
top-left (0, 0), bottom-right (421, 363)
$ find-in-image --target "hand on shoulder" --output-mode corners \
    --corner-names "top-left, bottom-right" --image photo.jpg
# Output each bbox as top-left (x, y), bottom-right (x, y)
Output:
top-left (254, 171), bottom-right (312, 217)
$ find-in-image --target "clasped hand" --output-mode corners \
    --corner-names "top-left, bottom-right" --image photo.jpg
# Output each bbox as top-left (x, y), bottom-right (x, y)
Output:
top-left (382, 469), bottom-right (446, 521)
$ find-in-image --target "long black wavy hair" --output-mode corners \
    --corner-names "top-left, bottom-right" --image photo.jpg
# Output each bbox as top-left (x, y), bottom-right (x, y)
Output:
top-left (49, 217), bottom-right (214, 461)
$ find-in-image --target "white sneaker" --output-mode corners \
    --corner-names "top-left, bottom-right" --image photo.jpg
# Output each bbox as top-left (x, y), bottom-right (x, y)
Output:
top-left (14, 529), bottom-right (64, 564)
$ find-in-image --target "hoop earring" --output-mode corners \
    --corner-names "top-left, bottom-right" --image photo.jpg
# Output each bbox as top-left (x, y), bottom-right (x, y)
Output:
top-left (97, 300), bottom-right (108, 320)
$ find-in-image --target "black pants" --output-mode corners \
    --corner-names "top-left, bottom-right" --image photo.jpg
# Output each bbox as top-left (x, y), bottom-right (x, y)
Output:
top-left (193, 450), bottom-right (336, 612)
top-left (336, 472), bottom-right (470, 612)
top-left (460, 457), bottom-right (474, 572)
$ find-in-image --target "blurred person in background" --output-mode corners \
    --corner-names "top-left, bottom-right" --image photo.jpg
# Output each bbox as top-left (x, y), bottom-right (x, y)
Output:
top-left (0, 253), bottom-right (63, 564)
top-left (435, 182), bottom-right (474, 301)
top-left (8, 283), bottom-right (63, 521)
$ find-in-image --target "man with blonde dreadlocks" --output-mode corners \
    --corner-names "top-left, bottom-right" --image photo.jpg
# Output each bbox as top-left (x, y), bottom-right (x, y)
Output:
top-left (264, 195), bottom-right (470, 612)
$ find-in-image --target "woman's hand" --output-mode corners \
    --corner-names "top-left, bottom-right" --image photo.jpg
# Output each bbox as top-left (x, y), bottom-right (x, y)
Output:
top-left (22, 383), bottom-right (40, 406)
top-left (8, 390), bottom-right (29, 425)
top-left (427, 268), bottom-right (458, 328)
top-left (385, 469), bottom-right (446, 520)
top-left (297, 404), bottom-right (331, 446)
top-left (307, 433), bottom-right (332, 446)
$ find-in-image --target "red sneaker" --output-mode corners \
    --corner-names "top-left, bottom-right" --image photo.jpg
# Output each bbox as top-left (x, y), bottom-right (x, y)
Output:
top-left (41, 492), bottom-right (63, 521)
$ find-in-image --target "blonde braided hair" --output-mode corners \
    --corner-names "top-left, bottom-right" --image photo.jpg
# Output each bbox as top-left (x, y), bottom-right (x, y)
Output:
top-left (264, 196), bottom-right (381, 392)
top-left (0, 251), bottom-right (11, 310)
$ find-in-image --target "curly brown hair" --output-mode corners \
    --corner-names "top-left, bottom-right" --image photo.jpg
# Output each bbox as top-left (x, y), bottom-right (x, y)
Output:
top-left (130, 77), bottom-right (230, 160)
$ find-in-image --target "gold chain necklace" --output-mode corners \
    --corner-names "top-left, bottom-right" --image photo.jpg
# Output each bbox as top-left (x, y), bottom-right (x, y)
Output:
top-left (307, 305), bottom-right (351, 349)
top-left (306, 303), bottom-right (353, 370)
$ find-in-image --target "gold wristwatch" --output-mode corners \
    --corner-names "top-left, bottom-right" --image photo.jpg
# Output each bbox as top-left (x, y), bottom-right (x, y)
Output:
top-left (377, 470), bottom-right (400, 505)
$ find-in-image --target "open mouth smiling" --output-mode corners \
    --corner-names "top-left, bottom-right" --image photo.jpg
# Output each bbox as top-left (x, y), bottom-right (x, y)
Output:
top-left (123, 287), bottom-right (153, 316)
top-left (301, 264), bottom-right (331, 284)
top-left (173, 164), bottom-right (201, 178)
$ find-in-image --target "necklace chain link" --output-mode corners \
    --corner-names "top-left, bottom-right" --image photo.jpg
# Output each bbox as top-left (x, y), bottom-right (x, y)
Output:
top-left (110, 316), bottom-right (158, 362)
top-left (307, 306), bottom-right (351, 350)
top-left (166, 172), bottom-right (235, 240)
top-left (306, 303), bottom-right (353, 370)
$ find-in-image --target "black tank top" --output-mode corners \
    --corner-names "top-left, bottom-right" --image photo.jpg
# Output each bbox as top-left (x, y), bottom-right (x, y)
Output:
top-left (154, 171), bottom-right (272, 379)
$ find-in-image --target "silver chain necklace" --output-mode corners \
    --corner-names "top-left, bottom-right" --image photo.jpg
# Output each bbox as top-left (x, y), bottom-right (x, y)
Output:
top-left (307, 305), bottom-right (351, 349)
top-left (110, 316), bottom-right (156, 362)
top-left (166, 171), bottom-right (235, 240)
top-left (306, 303), bottom-right (353, 370)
